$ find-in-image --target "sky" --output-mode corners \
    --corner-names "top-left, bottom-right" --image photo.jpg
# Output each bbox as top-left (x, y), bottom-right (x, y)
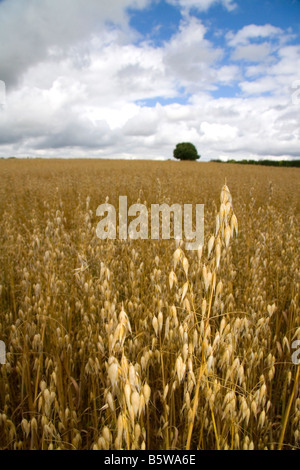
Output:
top-left (0, 0), bottom-right (299, 161)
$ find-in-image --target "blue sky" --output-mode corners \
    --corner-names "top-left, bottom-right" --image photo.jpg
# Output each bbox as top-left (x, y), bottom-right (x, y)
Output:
top-left (0, 0), bottom-right (299, 160)
top-left (130, 0), bottom-right (300, 45)
top-left (129, 0), bottom-right (300, 101)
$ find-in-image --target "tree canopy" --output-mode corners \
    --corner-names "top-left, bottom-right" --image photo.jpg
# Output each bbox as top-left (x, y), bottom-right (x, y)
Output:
top-left (173, 142), bottom-right (200, 161)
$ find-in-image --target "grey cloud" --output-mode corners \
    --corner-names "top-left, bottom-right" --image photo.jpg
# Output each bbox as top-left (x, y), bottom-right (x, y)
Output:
top-left (0, 0), bottom-right (148, 88)
top-left (166, 0), bottom-right (237, 13)
top-left (0, 2), bottom-right (299, 161)
top-left (231, 43), bottom-right (273, 62)
top-left (123, 110), bottom-right (159, 136)
top-left (163, 17), bottom-right (223, 91)
top-left (34, 118), bottom-right (113, 150)
top-left (226, 24), bottom-right (284, 47)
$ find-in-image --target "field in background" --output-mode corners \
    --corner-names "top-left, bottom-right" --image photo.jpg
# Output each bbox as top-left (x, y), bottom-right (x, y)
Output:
top-left (0, 159), bottom-right (299, 450)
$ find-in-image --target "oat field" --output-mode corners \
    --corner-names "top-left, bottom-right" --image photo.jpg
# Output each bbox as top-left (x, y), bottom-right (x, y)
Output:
top-left (0, 159), bottom-right (299, 450)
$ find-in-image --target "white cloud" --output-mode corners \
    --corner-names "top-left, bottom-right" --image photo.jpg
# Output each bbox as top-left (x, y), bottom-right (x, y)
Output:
top-left (215, 65), bottom-right (241, 84)
top-left (226, 24), bottom-right (284, 47)
top-left (123, 107), bottom-right (159, 136)
top-left (272, 45), bottom-right (300, 75)
top-left (167, 0), bottom-right (237, 13)
top-left (0, 1), bottom-right (299, 161)
top-left (239, 45), bottom-right (300, 98)
top-left (0, 0), bottom-right (150, 86)
top-left (231, 42), bottom-right (273, 62)
top-left (239, 76), bottom-right (280, 95)
top-left (200, 122), bottom-right (239, 141)
top-left (163, 16), bottom-right (223, 91)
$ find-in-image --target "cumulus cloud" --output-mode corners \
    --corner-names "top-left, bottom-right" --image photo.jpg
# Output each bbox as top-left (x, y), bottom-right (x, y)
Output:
top-left (231, 43), bottom-right (273, 62)
top-left (0, 1), bottom-right (299, 160)
top-left (163, 16), bottom-right (223, 92)
top-left (0, 0), bottom-right (150, 87)
top-left (226, 24), bottom-right (284, 47)
top-left (167, 0), bottom-right (237, 13)
top-left (238, 45), bottom-right (300, 98)
top-left (200, 122), bottom-right (239, 141)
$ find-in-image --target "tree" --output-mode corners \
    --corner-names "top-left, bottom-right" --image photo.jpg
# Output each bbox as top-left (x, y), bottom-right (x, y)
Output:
top-left (173, 142), bottom-right (200, 161)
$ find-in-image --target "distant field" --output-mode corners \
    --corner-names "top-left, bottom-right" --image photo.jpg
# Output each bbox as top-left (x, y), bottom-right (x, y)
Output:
top-left (0, 159), bottom-right (299, 450)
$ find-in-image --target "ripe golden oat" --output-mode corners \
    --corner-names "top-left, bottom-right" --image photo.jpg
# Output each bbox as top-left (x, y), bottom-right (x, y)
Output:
top-left (0, 159), bottom-right (299, 450)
